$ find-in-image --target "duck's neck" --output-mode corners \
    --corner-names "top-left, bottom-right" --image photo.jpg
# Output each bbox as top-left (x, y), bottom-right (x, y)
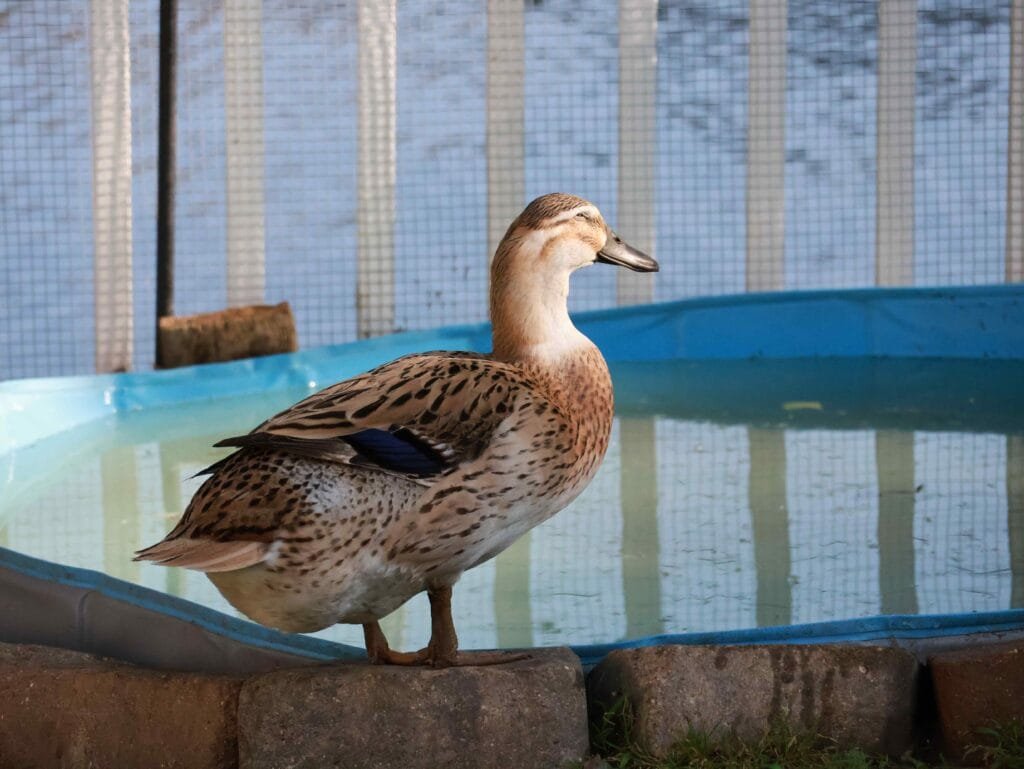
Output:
top-left (489, 231), bottom-right (615, 478)
top-left (491, 258), bottom-right (614, 464)
top-left (489, 253), bottom-right (591, 365)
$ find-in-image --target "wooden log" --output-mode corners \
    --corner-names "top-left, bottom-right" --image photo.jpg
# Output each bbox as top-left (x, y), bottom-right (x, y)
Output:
top-left (157, 302), bottom-right (298, 368)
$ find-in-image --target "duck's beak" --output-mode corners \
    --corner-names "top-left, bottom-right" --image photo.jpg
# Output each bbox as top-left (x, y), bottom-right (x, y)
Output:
top-left (596, 230), bottom-right (659, 272)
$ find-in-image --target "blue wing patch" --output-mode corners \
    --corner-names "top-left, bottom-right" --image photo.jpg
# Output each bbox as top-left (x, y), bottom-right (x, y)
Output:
top-left (343, 427), bottom-right (453, 476)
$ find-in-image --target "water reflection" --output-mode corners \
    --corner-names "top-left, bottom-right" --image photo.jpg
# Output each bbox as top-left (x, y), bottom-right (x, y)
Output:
top-left (1, 358), bottom-right (1022, 649)
top-left (1011, 437), bottom-right (1024, 607)
top-left (620, 418), bottom-right (662, 638)
top-left (876, 431), bottom-right (917, 615)
top-left (749, 428), bottom-right (791, 627)
top-left (101, 446), bottom-right (139, 584)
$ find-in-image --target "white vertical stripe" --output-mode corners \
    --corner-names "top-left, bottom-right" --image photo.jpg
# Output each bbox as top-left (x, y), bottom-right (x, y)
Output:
top-left (486, 0), bottom-right (525, 264)
top-left (876, 0), bottom-right (917, 287)
top-left (357, 0), bottom-right (397, 338)
top-left (1009, 0), bottom-right (1024, 282)
top-left (746, 0), bottom-right (787, 292)
top-left (224, 0), bottom-right (267, 307)
top-left (90, 0), bottom-right (133, 373)
top-left (617, 0), bottom-right (658, 305)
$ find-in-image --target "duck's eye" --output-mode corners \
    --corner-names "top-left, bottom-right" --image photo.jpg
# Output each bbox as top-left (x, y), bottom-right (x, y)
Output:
top-left (575, 212), bottom-right (591, 221)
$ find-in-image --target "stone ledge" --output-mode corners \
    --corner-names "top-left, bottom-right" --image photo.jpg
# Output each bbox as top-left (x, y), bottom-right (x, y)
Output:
top-left (929, 640), bottom-right (1024, 759)
top-left (15, 638), bottom-right (1005, 768)
top-left (0, 643), bottom-right (241, 769)
top-left (237, 647), bottom-right (589, 769)
top-left (587, 644), bottom-right (919, 758)
top-left (0, 642), bottom-right (589, 769)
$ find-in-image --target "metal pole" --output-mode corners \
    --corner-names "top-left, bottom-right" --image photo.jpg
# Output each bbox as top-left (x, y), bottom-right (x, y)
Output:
top-left (155, 0), bottom-right (177, 367)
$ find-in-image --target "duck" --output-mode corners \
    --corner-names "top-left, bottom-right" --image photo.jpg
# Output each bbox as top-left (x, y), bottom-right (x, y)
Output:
top-left (135, 192), bottom-right (658, 667)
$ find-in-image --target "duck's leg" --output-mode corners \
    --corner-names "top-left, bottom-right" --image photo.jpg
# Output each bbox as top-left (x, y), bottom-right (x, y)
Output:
top-left (422, 585), bottom-right (458, 664)
top-left (361, 587), bottom-right (530, 667)
top-left (423, 585), bottom-right (530, 668)
top-left (361, 621), bottom-right (428, 665)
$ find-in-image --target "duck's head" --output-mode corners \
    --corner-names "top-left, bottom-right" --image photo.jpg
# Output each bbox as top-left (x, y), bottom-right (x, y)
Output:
top-left (490, 193), bottom-right (659, 361)
top-left (492, 193), bottom-right (658, 279)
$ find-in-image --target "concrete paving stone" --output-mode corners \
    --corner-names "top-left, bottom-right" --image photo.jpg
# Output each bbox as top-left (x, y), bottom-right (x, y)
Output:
top-left (237, 647), bottom-right (588, 769)
top-left (929, 640), bottom-right (1024, 759)
top-left (0, 642), bottom-right (241, 769)
top-left (587, 643), bottom-right (919, 758)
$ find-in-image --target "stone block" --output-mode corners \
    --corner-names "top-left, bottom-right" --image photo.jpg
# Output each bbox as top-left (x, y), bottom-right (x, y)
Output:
top-left (587, 644), bottom-right (918, 757)
top-left (929, 640), bottom-right (1024, 759)
top-left (238, 648), bottom-right (588, 769)
top-left (0, 643), bottom-right (240, 769)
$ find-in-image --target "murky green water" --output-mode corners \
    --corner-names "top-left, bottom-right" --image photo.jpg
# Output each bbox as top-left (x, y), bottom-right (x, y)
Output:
top-left (2, 358), bottom-right (1022, 650)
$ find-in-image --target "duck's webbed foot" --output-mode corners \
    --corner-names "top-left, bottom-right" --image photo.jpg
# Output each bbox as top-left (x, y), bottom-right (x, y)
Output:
top-left (439, 650), bottom-right (532, 667)
top-left (362, 621), bottom-right (429, 666)
top-left (362, 586), bottom-right (531, 668)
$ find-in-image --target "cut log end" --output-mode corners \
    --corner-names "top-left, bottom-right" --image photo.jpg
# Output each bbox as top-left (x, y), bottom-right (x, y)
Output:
top-left (157, 302), bottom-right (298, 368)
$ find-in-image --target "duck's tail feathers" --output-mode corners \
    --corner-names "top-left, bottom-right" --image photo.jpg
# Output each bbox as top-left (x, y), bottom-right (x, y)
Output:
top-left (133, 537), bottom-right (269, 573)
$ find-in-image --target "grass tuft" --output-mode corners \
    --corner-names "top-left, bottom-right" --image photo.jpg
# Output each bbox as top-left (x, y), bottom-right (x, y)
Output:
top-left (962, 722), bottom-right (1024, 769)
top-left (591, 696), bottom-right (1024, 769)
top-left (600, 718), bottom-right (917, 769)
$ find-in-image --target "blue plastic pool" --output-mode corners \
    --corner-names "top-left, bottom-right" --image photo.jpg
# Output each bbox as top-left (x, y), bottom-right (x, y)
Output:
top-left (2, 286), bottom-right (1023, 666)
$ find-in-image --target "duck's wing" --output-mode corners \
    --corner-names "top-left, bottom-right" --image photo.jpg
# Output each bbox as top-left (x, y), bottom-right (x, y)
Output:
top-left (135, 352), bottom-right (535, 572)
top-left (213, 352), bottom-right (534, 481)
top-left (135, 442), bottom-right (427, 571)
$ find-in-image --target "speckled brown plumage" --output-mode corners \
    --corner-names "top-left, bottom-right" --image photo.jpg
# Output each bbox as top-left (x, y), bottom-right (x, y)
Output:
top-left (135, 192), bottom-right (657, 666)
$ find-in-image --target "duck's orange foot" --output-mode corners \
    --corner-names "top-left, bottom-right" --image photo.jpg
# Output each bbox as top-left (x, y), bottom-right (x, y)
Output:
top-left (370, 649), bottom-right (530, 668)
top-left (366, 646), bottom-right (431, 666)
top-left (363, 628), bottom-right (529, 668)
top-left (362, 622), bottom-right (430, 665)
top-left (431, 650), bottom-right (531, 668)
